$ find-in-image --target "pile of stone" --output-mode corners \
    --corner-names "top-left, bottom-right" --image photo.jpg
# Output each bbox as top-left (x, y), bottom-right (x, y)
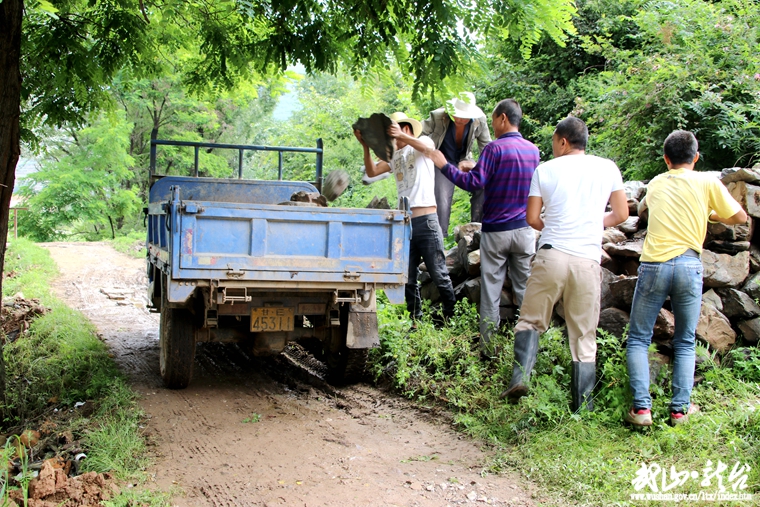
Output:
top-left (417, 166), bottom-right (760, 363)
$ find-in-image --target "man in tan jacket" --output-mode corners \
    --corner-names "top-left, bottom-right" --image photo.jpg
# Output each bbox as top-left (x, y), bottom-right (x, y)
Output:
top-left (422, 92), bottom-right (492, 236)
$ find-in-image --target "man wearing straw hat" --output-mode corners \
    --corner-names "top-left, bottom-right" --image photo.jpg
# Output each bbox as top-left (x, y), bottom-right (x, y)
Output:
top-left (422, 92), bottom-right (492, 236)
top-left (354, 112), bottom-right (457, 325)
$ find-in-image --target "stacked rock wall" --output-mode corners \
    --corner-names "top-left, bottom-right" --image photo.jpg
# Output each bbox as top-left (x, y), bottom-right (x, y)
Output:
top-left (417, 167), bottom-right (760, 361)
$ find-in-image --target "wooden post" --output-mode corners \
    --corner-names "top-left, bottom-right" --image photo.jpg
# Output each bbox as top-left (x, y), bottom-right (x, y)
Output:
top-left (9, 206), bottom-right (26, 239)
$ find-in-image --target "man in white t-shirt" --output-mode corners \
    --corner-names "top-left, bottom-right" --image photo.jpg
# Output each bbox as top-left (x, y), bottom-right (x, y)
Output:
top-left (500, 117), bottom-right (629, 412)
top-left (354, 112), bottom-right (456, 323)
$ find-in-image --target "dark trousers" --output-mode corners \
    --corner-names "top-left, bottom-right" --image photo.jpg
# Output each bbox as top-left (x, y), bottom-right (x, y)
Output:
top-left (406, 214), bottom-right (457, 319)
top-left (434, 170), bottom-right (484, 236)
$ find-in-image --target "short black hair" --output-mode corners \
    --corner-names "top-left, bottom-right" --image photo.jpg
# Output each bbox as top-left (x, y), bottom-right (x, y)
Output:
top-left (663, 130), bottom-right (698, 165)
top-left (398, 122), bottom-right (413, 135)
top-left (493, 99), bottom-right (522, 128)
top-left (554, 117), bottom-right (588, 150)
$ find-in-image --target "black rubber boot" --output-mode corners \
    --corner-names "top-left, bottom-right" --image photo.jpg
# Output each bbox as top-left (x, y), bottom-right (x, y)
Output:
top-left (499, 329), bottom-right (539, 402)
top-left (571, 361), bottom-right (596, 412)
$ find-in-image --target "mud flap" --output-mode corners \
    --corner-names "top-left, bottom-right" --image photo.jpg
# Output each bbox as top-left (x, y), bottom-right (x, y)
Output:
top-left (384, 285), bottom-right (405, 304)
top-left (346, 311), bottom-right (379, 349)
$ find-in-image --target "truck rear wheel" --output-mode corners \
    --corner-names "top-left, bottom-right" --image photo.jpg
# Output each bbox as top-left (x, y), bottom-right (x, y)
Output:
top-left (159, 298), bottom-right (196, 389)
top-left (325, 305), bottom-right (368, 384)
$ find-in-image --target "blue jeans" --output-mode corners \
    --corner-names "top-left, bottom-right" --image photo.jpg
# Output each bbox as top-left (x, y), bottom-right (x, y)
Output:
top-left (406, 214), bottom-right (456, 319)
top-left (626, 251), bottom-right (703, 412)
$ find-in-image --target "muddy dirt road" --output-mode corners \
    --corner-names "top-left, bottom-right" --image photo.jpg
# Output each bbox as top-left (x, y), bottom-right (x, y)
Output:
top-left (43, 242), bottom-right (534, 507)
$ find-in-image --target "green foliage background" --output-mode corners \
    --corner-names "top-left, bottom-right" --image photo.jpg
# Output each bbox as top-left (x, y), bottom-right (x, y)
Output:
top-left (482, 0), bottom-right (760, 179)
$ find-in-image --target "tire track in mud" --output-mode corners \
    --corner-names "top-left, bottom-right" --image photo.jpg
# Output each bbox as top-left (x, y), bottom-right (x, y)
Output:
top-left (44, 242), bottom-right (537, 507)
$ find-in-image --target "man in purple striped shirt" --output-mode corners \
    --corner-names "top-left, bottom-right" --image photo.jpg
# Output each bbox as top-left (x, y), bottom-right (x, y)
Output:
top-left (429, 99), bottom-right (540, 358)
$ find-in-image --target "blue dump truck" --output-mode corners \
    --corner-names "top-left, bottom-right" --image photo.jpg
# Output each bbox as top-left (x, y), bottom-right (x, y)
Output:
top-left (146, 139), bottom-right (410, 388)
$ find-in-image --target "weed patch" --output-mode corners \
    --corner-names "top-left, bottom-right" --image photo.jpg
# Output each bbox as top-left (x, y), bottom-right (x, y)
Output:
top-left (370, 297), bottom-right (760, 506)
top-left (110, 231), bottom-right (147, 259)
top-left (1, 239), bottom-right (167, 505)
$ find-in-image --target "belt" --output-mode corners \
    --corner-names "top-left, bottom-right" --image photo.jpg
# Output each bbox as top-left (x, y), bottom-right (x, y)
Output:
top-left (539, 244), bottom-right (552, 250)
top-left (681, 249), bottom-right (700, 259)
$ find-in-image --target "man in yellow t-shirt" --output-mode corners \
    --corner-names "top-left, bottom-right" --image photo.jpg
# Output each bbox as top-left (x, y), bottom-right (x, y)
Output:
top-left (624, 130), bottom-right (747, 428)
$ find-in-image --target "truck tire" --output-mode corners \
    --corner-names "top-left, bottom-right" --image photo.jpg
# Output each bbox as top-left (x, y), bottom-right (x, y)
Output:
top-left (325, 305), bottom-right (367, 384)
top-left (159, 300), bottom-right (196, 389)
top-left (326, 347), bottom-right (368, 385)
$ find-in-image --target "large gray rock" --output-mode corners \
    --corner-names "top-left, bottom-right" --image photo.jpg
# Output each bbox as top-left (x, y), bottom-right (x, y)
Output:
top-left (720, 167), bottom-right (760, 185)
top-left (624, 181), bottom-right (647, 200)
top-left (598, 308), bottom-right (630, 338)
top-left (602, 228), bottom-right (628, 245)
top-left (741, 271), bottom-right (760, 300)
top-left (702, 289), bottom-right (723, 311)
top-left (727, 181), bottom-right (760, 218)
top-left (454, 277), bottom-right (481, 304)
top-left (453, 223), bottom-right (482, 243)
top-left (717, 288), bottom-right (760, 319)
top-left (458, 237), bottom-right (473, 269)
top-left (499, 306), bottom-right (517, 322)
top-left (600, 268), bottom-right (619, 310)
top-left (445, 246), bottom-right (466, 280)
top-left (618, 217), bottom-right (640, 235)
top-left (622, 259), bottom-right (640, 276)
top-left (750, 244), bottom-right (760, 273)
top-left (627, 198), bottom-right (639, 217)
top-left (696, 303), bottom-right (736, 353)
top-left (653, 308), bottom-right (675, 342)
top-left (420, 281), bottom-right (440, 303)
top-left (603, 239), bottom-right (644, 258)
top-left (632, 229), bottom-right (648, 241)
top-left (500, 288), bottom-right (513, 307)
top-left (466, 249), bottom-right (481, 277)
top-left (701, 250), bottom-right (749, 288)
top-left (705, 217), bottom-right (753, 242)
top-left (608, 276), bottom-right (638, 311)
top-left (737, 318), bottom-right (760, 345)
top-left (601, 251), bottom-right (621, 274)
top-left (704, 240), bottom-right (750, 255)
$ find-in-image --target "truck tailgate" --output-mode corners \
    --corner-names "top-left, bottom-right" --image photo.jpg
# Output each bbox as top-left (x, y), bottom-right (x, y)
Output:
top-left (173, 201), bottom-right (410, 285)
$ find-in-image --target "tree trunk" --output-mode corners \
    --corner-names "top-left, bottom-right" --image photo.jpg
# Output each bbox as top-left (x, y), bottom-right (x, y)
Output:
top-left (0, 0), bottom-right (23, 416)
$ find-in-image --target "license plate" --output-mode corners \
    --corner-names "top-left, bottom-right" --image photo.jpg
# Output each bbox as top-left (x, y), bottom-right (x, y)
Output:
top-left (250, 307), bottom-right (295, 332)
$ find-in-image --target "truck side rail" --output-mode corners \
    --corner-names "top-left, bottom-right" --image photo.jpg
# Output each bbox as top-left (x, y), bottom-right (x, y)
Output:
top-left (149, 139), bottom-right (324, 192)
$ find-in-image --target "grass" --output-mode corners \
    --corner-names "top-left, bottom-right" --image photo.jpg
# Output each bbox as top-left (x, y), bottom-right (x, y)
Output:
top-left (370, 295), bottom-right (760, 506)
top-left (1, 238), bottom-right (169, 505)
top-left (110, 230), bottom-right (147, 259)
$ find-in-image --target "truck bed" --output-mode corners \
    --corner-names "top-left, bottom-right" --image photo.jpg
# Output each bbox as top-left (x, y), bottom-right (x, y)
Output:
top-left (148, 177), bottom-right (410, 303)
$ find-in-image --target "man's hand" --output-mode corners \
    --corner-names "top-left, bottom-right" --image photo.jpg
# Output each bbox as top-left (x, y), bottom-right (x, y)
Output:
top-left (353, 129), bottom-right (366, 147)
top-left (388, 122), bottom-right (407, 140)
top-left (429, 150), bottom-right (448, 169)
top-left (459, 160), bottom-right (475, 172)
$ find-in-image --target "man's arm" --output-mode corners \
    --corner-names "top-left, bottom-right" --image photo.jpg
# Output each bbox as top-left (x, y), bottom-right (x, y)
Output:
top-left (526, 196), bottom-right (544, 231)
top-left (354, 129), bottom-right (391, 178)
top-left (603, 189), bottom-right (629, 227)
top-left (434, 152), bottom-right (488, 191)
top-left (709, 209), bottom-right (748, 225)
top-left (388, 124), bottom-right (435, 157)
